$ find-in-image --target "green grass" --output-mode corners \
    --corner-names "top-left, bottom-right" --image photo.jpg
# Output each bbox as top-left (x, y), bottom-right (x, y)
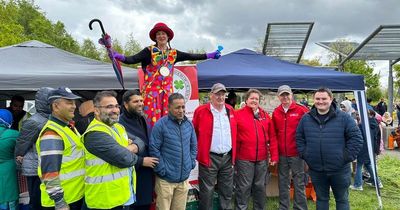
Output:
top-left (260, 155), bottom-right (400, 210)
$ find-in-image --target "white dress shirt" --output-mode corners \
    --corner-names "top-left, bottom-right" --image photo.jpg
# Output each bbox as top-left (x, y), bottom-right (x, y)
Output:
top-left (210, 104), bottom-right (232, 154)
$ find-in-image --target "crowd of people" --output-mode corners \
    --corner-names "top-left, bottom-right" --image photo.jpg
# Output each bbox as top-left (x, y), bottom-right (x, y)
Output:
top-left (0, 22), bottom-right (388, 210)
top-left (5, 83), bottom-right (389, 210)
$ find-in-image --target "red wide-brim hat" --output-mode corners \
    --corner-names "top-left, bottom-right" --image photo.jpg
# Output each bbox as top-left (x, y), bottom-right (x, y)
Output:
top-left (149, 22), bottom-right (174, 42)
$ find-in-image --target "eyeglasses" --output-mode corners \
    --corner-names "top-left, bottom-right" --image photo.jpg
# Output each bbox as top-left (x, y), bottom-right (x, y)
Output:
top-left (96, 104), bottom-right (121, 110)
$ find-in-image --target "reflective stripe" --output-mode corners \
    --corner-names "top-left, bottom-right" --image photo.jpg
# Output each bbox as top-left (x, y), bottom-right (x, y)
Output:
top-left (63, 150), bottom-right (84, 162)
top-left (49, 123), bottom-right (80, 146)
top-left (40, 150), bottom-right (63, 156)
top-left (60, 169), bottom-right (85, 180)
top-left (86, 169), bottom-right (129, 184)
top-left (48, 123), bottom-right (83, 160)
top-left (86, 158), bottom-right (107, 166)
top-left (86, 124), bottom-right (118, 140)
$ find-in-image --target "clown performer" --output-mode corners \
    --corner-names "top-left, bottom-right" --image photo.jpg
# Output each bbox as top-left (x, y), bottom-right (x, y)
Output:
top-left (99, 22), bottom-right (221, 127)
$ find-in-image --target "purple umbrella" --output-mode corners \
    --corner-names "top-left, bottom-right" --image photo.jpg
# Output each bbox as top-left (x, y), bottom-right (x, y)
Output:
top-left (89, 19), bottom-right (125, 89)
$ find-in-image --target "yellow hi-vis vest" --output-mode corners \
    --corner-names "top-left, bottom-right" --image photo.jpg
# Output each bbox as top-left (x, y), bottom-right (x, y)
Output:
top-left (83, 118), bottom-right (136, 209)
top-left (36, 120), bottom-right (85, 207)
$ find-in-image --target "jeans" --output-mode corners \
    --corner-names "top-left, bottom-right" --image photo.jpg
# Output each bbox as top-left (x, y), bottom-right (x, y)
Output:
top-left (354, 159), bottom-right (381, 187)
top-left (309, 167), bottom-right (351, 210)
top-left (397, 111), bottom-right (400, 126)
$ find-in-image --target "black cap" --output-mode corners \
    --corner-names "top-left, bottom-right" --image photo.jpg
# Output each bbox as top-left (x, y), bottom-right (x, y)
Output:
top-left (48, 86), bottom-right (81, 103)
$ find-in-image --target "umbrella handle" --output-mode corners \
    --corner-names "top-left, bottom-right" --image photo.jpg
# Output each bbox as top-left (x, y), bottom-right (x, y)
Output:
top-left (89, 19), bottom-right (106, 35)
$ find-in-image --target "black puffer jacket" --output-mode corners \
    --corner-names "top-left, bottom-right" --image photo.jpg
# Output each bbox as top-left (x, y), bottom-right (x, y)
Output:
top-left (357, 117), bottom-right (381, 163)
top-left (15, 87), bottom-right (52, 176)
top-left (296, 103), bottom-right (363, 172)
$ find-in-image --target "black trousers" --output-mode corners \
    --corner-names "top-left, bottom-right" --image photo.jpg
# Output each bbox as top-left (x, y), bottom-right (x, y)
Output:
top-left (27, 176), bottom-right (42, 210)
top-left (88, 205), bottom-right (130, 210)
top-left (130, 204), bottom-right (151, 210)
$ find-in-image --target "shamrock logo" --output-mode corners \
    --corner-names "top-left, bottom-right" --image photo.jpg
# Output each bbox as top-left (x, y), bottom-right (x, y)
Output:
top-left (174, 80), bottom-right (184, 90)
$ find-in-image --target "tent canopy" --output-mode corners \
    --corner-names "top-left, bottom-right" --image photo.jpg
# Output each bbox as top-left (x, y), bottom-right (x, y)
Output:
top-left (0, 40), bottom-right (138, 98)
top-left (197, 49), bottom-right (365, 91)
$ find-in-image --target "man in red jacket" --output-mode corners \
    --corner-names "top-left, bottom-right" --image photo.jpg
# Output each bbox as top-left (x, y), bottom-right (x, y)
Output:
top-left (193, 83), bottom-right (237, 210)
top-left (272, 85), bottom-right (309, 210)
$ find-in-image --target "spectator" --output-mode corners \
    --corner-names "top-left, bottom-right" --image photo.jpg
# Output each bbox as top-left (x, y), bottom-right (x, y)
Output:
top-left (350, 110), bottom-right (383, 191)
top-left (381, 112), bottom-right (393, 127)
top-left (83, 91), bottom-right (141, 209)
top-left (193, 83), bottom-right (237, 210)
top-left (376, 98), bottom-right (387, 116)
top-left (272, 85), bottom-right (309, 210)
top-left (6, 95), bottom-right (30, 130)
top-left (300, 97), bottom-right (309, 107)
top-left (75, 100), bottom-right (95, 134)
top-left (149, 93), bottom-right (197, 210)
top-left (14, 87), bottom-right (53, 210)
top-left (0, 109), bottom-right (19, 210)
top-left (119, 90), bottom-right (159, 210)
top-left (225, 90), bottom-right (237, 108)
top-left (296, 87), bottom-right (363, 210)
top-left (351, 99), bottom-right (358, 111)
top-left (366, 98), bottom-right (374, 111)
top-left (396, 103), bottom-right (400, 127)
top-left (340, 100), bottom-right (357, 120)
top-left (235, 89), bottom-right (278, 210)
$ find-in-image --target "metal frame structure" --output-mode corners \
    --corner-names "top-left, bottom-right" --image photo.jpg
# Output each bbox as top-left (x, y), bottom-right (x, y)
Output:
top-left (262, 22), bottom-right (314, 63)
top-left (316, 41), bottom-right (359, 66)
top-left (338, 25), bottom-right (400, 114)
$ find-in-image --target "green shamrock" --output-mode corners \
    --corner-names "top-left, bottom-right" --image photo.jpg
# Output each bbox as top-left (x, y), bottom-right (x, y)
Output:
top-left (174, 80), bottom-right (184, 90)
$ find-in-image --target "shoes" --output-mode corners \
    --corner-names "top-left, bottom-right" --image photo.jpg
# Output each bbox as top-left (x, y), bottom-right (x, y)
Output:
top-left (349, 185), bottom-right (363, 191)
top-left (365, 180), bottom-right (383, 189)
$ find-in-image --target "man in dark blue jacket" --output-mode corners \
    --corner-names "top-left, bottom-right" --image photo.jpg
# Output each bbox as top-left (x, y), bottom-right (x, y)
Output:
top-left (296, 87), bottom-right (363, 210)
top-left (150, 93), bottom-right (197, 210)
top-left (119, 90), bottom-right (159, 210)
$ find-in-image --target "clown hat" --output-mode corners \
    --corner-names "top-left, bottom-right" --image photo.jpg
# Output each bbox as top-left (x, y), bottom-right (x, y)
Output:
top-left (149, 22), bottom-right (174, 42)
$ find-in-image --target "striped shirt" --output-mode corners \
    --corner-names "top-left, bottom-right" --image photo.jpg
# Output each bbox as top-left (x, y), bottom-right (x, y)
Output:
top-left (38, 115), bottom-right (75, 203)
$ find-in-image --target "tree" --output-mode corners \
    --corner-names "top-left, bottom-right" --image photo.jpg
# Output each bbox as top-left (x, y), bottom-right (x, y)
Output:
top-left (327, 39), bottom-right (380, 89)
top-left (0, 0), bottom-right (26, 46)
top-left (0, 0), bottom-right (80, 53)
top-left (100, 38), bottom-right (124, 62)
top-left (300, 57), bottom-right (322, 66)
top-left (181, 49), bottom-right (206, 64)
top-left (123, 33), bottom-right (142, 68)
top-left (392, 64), bottom-right (400, 101)
top-left (367, 87), bottom-right (383, 102)
top-left (80, 39), bottom-right (101, 60)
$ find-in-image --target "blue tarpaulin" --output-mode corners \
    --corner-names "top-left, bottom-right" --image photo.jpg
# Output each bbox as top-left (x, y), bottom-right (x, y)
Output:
top-left (197, 49), bottom-right (365, 91)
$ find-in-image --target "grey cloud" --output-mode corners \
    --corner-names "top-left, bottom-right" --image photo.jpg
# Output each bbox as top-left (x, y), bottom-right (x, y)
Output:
top-left (35, 0), bottom-right (400, 57)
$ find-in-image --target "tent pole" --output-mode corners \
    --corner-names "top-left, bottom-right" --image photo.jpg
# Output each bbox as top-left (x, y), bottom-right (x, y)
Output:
top-left (388, 60), bottom-right (394, 115)
top-left (355, 90), bottom-right (383, 209)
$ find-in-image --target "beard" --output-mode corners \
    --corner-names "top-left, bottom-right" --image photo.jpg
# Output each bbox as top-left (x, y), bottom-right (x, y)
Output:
top-left (128, 106), bottom-right (143, 117)
top-left (99, 111), bottom-right (119, 126)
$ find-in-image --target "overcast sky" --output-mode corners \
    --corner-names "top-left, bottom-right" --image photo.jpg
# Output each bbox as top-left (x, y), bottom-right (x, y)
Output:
top-left (35, 0), bottom-right (400, 87)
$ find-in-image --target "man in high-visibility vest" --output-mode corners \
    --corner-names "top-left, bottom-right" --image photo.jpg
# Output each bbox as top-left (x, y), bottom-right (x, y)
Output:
top-left (36, 86), bottom-right (84, 210)
top-left (83, 90), bottom-right (142, 210)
